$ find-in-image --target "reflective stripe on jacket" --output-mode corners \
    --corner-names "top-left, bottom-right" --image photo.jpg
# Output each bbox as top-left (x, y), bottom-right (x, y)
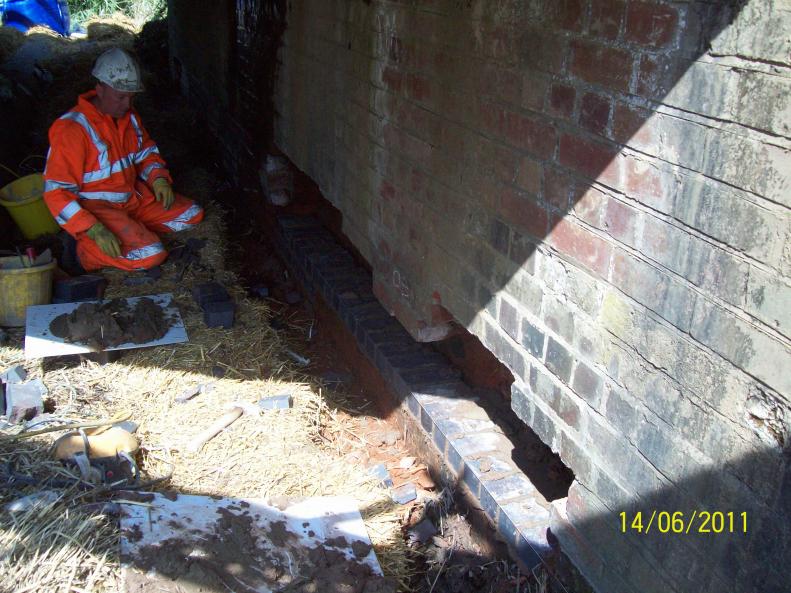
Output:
top-left (43, 90), bottom-right (172, 236)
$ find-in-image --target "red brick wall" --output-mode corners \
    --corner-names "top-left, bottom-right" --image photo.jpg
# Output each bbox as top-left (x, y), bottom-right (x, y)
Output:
top-left (272, 2), bottom-right (790, 591)
top-left (171, 1), bottom-right (791, 591)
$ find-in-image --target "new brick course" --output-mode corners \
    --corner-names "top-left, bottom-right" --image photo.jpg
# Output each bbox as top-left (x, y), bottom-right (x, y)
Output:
top-left (170, 1), bottom-right (790, 592)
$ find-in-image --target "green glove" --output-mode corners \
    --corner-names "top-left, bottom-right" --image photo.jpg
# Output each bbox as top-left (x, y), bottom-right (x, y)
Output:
top-left (152, 177), bottom-right (175, 210)
top-left (86, 222), bottom-right (122, 258)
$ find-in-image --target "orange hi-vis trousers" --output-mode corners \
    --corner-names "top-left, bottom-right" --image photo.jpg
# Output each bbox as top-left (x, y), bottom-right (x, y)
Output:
top-left (75, 182), bottom-right (204, 271)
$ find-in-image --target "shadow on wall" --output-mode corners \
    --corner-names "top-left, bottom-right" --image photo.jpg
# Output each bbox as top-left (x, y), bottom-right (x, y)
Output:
top-left (271, 1), bottom-right (790, 593)
top-left (554, 442), bottom-right (791, 593)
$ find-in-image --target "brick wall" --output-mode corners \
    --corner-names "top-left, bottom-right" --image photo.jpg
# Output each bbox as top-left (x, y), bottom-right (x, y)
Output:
top-left (170, 1), bottom-right (791, 591)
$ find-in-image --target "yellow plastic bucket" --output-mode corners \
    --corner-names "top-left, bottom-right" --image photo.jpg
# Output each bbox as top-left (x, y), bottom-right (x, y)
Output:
top-left (0, 259), bottom-right (56, 327)
top-left (0, 174), bottom-right (60, 239)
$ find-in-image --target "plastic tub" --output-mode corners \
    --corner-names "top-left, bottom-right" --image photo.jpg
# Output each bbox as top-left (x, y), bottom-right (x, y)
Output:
top-left (0, 173), bottom-right (60, 239)
top-left (0, 258), bottom-right (56, 327)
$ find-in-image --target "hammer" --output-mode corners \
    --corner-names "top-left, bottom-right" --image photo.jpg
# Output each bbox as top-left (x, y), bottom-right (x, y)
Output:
top-left (187, 401), bottom-right (260, 453)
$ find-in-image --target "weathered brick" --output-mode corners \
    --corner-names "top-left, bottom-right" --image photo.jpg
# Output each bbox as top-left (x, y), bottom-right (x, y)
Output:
top-left (542, 296), bottom-right (575, 344)
top-left (587, 415), bottom-right (665, 499)
top-left (511, 380), bottom-right (534, 425)
top-left (530, 399), bottom-right (559, 450)
top-left (484, 321), bottom-right (526, 380)
top-left (572, 184), bottom-right (606, 229)
top-left (560, 430), bottom-right (592, 481)
top-left (706, 1), bottom-right (791, 66)
top-left (549, 83), bottom-right (576, 118)
top-left (519, 29), bottom-right (567, 75)
top-left (624, 1), bottom-right (679, 48)
top-left (503, 270), bottom-right (543, 316)
top-left (521, 318), bottom-right (546, 359)
top-left (602, 196), bottom-right (639, 247)
top-left (549, 0), bottom-right (585, 32)
top-left (589, 0), bottom-right (624, 40)
top-left (637, 57), bottom-right (736, 121)
top-left (498, 297), bottom-right (520, 342)
top-left (702, 131), bottom-right (791, 207)
top-left (579, 92), bottom-right (611, 136)
top-left (498, 187), bottom-right (549, 239)
top-left (558, 133), bottom-right (620, 187)
top-left (691, 299), bottom-right (791, 396)
top-left (673, 174), bottom-right (787, 265)
top-left (603, 386), bottom-right (639, 439)
top-left (548, 216), bottom-right (613, 278)
top-left (489, 218), bottom-right (510, 256)
top-left (508, 230), bottom-right (538, 272)
top-left (543, 165), bottom-right (575, 211)
top-left (571, 362), bottom-right (603, 408)
top-left (570, 39), bottom-right (633, 93)
top-left (747, 267), bottom-right (791, 338)
top-left (515, 157), bottom-right (542, 197)
top-left (505, 110), bottom-right (557, 160)
top-left (544, 337), bottom-right (574, 384)
top-left (619, 154), bottom-right (675, 213)
top-left (520, 69), bottom-right (550, 111)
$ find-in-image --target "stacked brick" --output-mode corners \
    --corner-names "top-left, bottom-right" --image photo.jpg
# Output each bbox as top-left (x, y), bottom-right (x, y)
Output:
top-left (270, 2), bottom-right (790, 592)
top-left (274, 215), bottom-right (557, 570)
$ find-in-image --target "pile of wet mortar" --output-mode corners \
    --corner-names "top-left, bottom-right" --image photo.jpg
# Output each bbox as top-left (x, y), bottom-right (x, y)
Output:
top-left (50, 298), bottom-right (172, 350)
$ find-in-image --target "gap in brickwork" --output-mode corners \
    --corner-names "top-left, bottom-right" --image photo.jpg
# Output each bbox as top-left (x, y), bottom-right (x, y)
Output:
top-left (273, 156), bottom-right (576, 503)
top-left (435, 329), bottom-right (574, 502)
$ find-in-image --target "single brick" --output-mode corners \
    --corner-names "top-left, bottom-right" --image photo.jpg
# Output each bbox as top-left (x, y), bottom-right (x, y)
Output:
top-left (580, 92), bottom-right (611, 136)
top-left (511, 381), bottom-right (534, 425)
top-left (483, 473), bottom-right (538, 502)
top-left (531, 402), bottom-right (558, 449)
top-left (570, 39), bottom-right (633, 93)
top-left (549, 83), bottom-right (576, 118)
top-left (489, 218), bottom-right (510, 256)
top-left (521, 319), bottom-right (546, 359)
top-left (434, 416), bottom-right (498, 439)
top-left (192, 282), bottom-right (230, 308)
top-left (203, 300), bottom-right (234, 329)
top-left (52, 275), bottom-right (107, 304)
top-left (478, 483), bottom-right (499, 522)
top-left (624, 1), bottom-right (679, 48)
top-left (449, 432), bottom-right (512, 458)
top-left (590, 0), bottom-right (625, 40)
top-left (461, 463), bottom-right (482, 498)
top-left (498, 298), bottom-right (520, 341)
top-left (545, 338), bottom-right (573, 384)
top-left (571, 361), bottom-right (604, 407)
top-left (257, 394), bottom-right (293, 410)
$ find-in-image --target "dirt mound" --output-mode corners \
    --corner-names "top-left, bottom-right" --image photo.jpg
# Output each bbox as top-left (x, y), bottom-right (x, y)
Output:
top-left (50, 297), bottom-right (172, 350)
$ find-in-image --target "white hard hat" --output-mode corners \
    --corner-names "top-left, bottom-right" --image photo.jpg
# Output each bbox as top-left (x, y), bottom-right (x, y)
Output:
top-left (91, 48), bottom-right (143, 92)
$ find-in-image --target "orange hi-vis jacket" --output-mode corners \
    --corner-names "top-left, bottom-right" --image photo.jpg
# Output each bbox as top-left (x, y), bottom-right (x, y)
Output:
top-left (43, 90), bottom-right (171, 238)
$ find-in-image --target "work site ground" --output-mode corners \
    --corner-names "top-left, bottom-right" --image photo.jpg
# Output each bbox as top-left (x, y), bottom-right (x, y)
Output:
top-left (0, 18), bottom-right (560, 593)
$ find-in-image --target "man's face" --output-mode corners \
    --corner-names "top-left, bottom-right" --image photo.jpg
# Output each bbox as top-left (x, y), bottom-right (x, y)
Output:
top-left (94, 83), bottom-right (135, 118)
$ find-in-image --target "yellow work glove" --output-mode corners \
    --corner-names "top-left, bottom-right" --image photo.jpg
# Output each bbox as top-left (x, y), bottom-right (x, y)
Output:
top-left (86, 222), bottom-right (122, 258)
top-left (152, 177), bottom-right (175, 210)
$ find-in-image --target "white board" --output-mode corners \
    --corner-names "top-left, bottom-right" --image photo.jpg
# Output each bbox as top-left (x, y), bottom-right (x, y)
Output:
top-left (120, 493), bottom-right (385, 593)
top-left (24, 293), bottom-right (187, 359)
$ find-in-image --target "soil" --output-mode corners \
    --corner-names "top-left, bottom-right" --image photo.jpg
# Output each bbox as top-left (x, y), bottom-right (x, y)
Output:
top-left (123, 503), bottom-right (397, 593)
top-left (50, 297), bottom-right (172, 350)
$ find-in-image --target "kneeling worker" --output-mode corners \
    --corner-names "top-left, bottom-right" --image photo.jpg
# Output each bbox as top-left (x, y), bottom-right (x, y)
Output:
top-left (43, 47), bottom-right (203, 271)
